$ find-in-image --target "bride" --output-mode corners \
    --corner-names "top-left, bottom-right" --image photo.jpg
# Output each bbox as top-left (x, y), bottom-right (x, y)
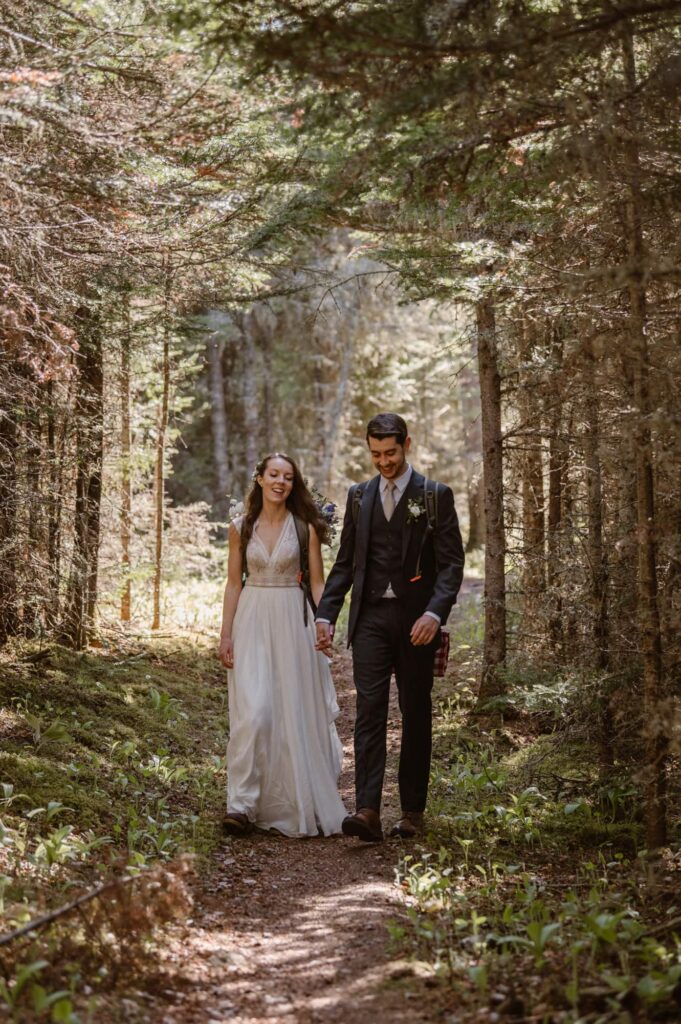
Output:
top-left (218, 452), bottom-right (346, 837)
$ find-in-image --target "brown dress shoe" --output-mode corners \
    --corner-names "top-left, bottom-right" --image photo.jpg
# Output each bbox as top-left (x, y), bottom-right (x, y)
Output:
top-left (389, 810), bottom-right (424, 838)
top-left (222, 811), bottom-right (252, 836)
top-left (341, 807), bottom-right (383, 843)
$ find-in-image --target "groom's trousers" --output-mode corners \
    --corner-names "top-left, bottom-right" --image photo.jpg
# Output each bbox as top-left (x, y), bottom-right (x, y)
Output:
top-left (351, 599), bottom-right (438, 813)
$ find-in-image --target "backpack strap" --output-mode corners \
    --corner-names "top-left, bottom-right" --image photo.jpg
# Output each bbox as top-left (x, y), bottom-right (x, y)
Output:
top-left (425, 478), bottom-right (440, 572)
top-left (413, 478), bottom-right (441, 579)
top-left (425, 479), bottom-right (438, 532)
top-left (292, 514), bottom-right (313, 626)
top-left (350, 482), bottom-right (366, 574)
top-left (351, 482), bottom-right (365, 526)
top-left (239, 519), bottom-right (249, 585)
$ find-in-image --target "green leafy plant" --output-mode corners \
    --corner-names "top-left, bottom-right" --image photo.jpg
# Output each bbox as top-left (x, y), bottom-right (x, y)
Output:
top-left (140, 752), bottom-right (189, 785)
top-left (22, 711), bottom-right (71, 751)
top-left (25, 801), bottom-right (73, 823)
top-left (33, 826), bottom-right (76, 870)
top-left (525, 920), bottom-right (562, 963)
top-left (1, 783), bottom-right (31, 809)
top-left (148, 687), bottom-right (185, 723)
top-left (0, 960), bottom-right (48, 1012)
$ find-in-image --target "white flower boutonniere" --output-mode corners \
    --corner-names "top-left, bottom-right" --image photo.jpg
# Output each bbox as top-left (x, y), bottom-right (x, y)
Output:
top-left (406, 497), bottom-right (426, 524)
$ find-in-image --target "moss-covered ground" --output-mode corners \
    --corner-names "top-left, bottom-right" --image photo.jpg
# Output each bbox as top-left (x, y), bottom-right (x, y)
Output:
top-left (393, 596), bottom-right (681, 1022)
top-left (0, 632), bottom-right (227, 1020)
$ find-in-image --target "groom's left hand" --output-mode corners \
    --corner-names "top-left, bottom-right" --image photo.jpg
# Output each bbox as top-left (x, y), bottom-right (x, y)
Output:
top-left (315, 621), bottom-right (334, 654)
top-left (410, 615), bottom-right (440, 646)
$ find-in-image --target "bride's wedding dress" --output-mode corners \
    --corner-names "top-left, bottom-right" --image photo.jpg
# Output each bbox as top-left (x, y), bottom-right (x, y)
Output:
top-left (227, 513), bottom-right (346, 836)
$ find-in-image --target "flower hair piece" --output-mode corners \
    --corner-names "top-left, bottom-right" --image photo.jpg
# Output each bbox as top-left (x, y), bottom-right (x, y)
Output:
top-left (252, 451), bottom-right (293, 483)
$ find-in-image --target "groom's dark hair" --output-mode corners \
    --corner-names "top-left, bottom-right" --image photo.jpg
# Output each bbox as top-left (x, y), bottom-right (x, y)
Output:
top-left (366, 412), bottom-right (408, 446)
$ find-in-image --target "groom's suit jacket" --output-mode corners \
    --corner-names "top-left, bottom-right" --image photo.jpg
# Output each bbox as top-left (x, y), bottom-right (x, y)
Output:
top-left (316, 470), bottom-right (465, 644)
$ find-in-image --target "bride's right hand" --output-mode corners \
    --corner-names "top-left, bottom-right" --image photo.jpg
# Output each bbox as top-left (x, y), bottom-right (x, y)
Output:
top-left (219, 636), bottom-right (234, 669)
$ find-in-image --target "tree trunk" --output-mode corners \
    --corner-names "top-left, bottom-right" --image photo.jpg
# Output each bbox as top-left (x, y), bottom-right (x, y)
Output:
top-left (61, 307), bottom-right (104, 649)
top-left (545, 324), bottom-right (565, 656)
top-left (0, 356), bottom-right (19, 644)
top-left (152, 270), bottom-right (171, 631)
top-left (460, 358), bottom-right (485, 552)
top-left (583, 336), bottom-right (608, 671)
top-left (24, 401), bottom-right (42, 633)
top-left (583, 334), bottom-right (613, 771)
top-left (621, 29), bottom-right (666, 849)
top-left (120, 292), bottom-right (133, 623)
top-left (242, 311), bottom-right (260, 487)
top-left (45, 380), bottom-right (65, 630)
top-left (518, 320), bottom-right (546, 615)
top-left (475, 297), bottom-right (507, 707)
top-left (316, 327), bottom-right (354, 492)
top-left (259, 311), bottom-right (273, 455)
top-left (208, 329), bottom-right (230, 516)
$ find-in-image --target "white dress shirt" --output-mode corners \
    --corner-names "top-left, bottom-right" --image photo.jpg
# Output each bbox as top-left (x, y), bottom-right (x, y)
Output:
top-left (380, 463), bottom-right (412, 516)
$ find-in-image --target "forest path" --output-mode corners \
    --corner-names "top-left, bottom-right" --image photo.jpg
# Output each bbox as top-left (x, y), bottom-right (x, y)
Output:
top-left (143, 645), bottom-right (442, 1024)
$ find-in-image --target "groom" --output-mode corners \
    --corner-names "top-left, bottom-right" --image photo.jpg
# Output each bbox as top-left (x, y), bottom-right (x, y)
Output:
top-left (315, 413), bottom-right (464, 842)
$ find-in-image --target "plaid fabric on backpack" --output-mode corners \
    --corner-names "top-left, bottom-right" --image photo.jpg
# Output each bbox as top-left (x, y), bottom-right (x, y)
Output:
top-left (433, 625), bottom-right (450, 678)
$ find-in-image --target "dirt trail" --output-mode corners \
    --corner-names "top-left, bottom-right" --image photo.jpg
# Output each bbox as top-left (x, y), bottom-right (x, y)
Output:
top-left (143, 647), bottom-right (443, 1024)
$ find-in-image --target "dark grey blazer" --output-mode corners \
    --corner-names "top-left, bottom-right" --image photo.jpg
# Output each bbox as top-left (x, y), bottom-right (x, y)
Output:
top-left (316, 470), bottom-right (465, 644)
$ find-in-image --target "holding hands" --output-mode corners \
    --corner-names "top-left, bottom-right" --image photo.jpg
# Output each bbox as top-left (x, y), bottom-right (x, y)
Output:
top-left (315, 615), bottom-right (437, 653)
top-left (315, 621), bottom-right (334, 654)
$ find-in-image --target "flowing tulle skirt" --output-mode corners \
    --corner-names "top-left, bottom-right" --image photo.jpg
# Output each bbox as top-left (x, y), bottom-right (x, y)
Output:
top-left (226, 584), bottom-right (346, 837)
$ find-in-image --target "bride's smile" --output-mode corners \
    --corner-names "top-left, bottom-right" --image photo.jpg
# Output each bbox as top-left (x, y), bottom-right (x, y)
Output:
top-left (257, 457), bottom-right (294, 507)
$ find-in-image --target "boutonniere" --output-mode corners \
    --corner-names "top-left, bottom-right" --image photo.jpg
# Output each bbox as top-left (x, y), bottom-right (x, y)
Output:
top-left (406, 497), bottom-right (426, 524)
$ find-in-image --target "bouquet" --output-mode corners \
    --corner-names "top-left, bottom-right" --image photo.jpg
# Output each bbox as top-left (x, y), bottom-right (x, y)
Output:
top-left (227, 496), bottom-right (245, 523)
top-left (310, 486), bottom-right (339, 543)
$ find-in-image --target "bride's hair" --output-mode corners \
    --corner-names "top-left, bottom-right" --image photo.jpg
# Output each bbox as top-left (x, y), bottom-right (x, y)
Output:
top-left (240, 452), bottom-right (333, 561)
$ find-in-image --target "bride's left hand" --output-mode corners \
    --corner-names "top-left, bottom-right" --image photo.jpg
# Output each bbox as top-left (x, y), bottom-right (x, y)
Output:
top-left (219, 636), bottom-right (234, 668)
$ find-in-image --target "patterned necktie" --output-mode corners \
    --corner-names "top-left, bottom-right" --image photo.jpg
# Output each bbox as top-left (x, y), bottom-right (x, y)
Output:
top-left (383, 480), bottom-right (396, 521)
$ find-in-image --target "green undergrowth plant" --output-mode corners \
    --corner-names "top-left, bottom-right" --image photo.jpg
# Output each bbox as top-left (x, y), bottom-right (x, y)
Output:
top-left (394, 598), bottom-right (681, 1022)
top-left (396, 845), bottom-right (681, 1021)
top-left (0, 633), bottom-right (227, 1020)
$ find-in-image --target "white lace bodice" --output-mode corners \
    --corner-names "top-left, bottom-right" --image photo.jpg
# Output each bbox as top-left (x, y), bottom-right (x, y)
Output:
top-left (236, 513), bottom-right (300, 587)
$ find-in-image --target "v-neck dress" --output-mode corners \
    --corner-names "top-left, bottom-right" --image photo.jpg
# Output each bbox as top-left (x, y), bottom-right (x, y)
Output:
top-left (226, 513), bottom-right (346, 836)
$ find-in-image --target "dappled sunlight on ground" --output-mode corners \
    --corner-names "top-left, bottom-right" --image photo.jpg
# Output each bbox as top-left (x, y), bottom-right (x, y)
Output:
top-left (156, 859), bottom-right (428, 1023)
top-left (138, 647), bottom-right (442, 1024)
